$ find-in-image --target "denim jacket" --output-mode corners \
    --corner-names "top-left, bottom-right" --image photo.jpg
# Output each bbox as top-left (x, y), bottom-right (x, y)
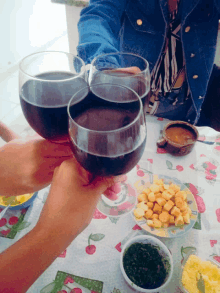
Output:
top-left (77, 0), bottom-right (220, 124)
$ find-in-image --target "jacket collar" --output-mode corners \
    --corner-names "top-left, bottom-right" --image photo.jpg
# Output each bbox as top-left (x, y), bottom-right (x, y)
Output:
top-left (158, 0), bottom-right (201, 24)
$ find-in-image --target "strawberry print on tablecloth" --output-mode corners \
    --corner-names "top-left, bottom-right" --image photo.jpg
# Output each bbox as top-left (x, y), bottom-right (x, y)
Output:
top-left (189, 155), bottom-right (220, 185)
top-left (0, 207), bottom-right (30, 239)
top-left (213, 135), bottom-right (220, 156)
top-left (40, 271), bottom-right (103, 293)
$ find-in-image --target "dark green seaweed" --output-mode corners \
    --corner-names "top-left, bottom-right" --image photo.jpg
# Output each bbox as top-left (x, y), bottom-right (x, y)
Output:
top-left (123, 243), bottom-right (169, 289)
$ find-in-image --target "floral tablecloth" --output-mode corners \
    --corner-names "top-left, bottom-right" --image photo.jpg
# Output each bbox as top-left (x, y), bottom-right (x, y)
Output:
top-left (1, 115), bottom-right (220, 293)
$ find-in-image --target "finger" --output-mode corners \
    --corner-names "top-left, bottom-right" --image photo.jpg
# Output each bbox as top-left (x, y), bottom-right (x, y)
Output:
top-left (42, 156), bottom-right (73, 172)
top-left (91, 175), bottom-right (123, 195)
top-left (113, 66), bottom-right (141, 74)
top-left (38, 140), bottom-right (73, 158)
top-left (103, 188), bottom-right (119, 201)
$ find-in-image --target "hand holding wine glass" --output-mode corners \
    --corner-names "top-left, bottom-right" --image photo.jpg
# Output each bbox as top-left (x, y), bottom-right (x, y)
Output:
top-left (19, 51), bottom-right (87, 143)
top-left (89, 52), bottom-right (150, 113)
top-left (68, 83), bottom-right (147, 216)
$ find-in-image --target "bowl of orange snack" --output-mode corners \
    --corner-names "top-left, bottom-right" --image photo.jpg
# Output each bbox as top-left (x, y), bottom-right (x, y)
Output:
top-left (0, 192), bottom-right (38, 210)
top-left (132, 175), bottom-right (198, 238)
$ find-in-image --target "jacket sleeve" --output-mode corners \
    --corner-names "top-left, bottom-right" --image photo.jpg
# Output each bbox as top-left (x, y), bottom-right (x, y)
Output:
top-left (214, 0), bottom-right (220, 15)
top-left (77, 0), bottom-right (127, 64)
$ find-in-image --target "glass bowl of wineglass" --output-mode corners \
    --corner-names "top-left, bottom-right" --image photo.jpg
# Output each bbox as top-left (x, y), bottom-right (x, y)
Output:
top-left (89, 52), bottom-right (150, 113)
top-left (68, 83), bottom-right (147, 217)
top-left (19, 51), bottom-right (87, 142)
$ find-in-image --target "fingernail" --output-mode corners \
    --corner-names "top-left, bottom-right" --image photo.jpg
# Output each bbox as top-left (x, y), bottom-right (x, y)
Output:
top-left (104, 189), bottom-right (119, 201)
top-left (114, 175), bottom-right (127, 183)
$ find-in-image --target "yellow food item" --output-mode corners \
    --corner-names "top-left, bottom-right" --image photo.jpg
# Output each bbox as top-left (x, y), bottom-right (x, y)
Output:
top-left (142, 188), bottom-right (151, 195)
top-left (144, 209), bottom-right (153, 219)
top-left (149, 184), bottom-right (160, 193)
top-left (147, 220), bottom-right (154, 227)
top-left (169, 215), bottom-right (175, 224)
top-left (133, 179), bottom-right (193, 229)
top-left (133, 208), bottom-right (145, 218)
top-left (137, 201), bottom-right (148, 211)
top-left (0, 193), bottom-right (33, 206)
top-left (182, 255), bottom-right (220, 293)
top-left (152, 213), bottom-right (159, 219)
top-left (163, 200), bottom-right (174, 212)
top-left (162, 190), bottom-right (172, 201)
top-left (148, 192), bottom-right (156, 202)
top-left (175, 214), bottom-right (184, 226)
top-left (159, 211), bottom-right (170, 223)
top-left (183, 213), bottom-right (190, 224)
top-left (147, 202), bottom-right (154, 209)
top-left (137, 193), bottom-right (148, 202)
top-left (156, 197), bottom-right (167, 207)
top-left (171, 206), bottom-right (181, 217)
top-left (169, 183), bottom-right (180, 193)
top-left (155, 192), bottom-right (162, 199)
top-left (153, 203), bottom-right (162, 213)
top-left (153, 218), bottom-right (162, 228)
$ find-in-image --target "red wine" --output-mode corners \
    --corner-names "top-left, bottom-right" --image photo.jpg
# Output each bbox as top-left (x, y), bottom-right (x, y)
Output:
top-left (69, 91), bottom-right (146, 176)
top-left (90, 70), bottom-right (150, 113)
top-left (20, 72), bottom-right (87, 141)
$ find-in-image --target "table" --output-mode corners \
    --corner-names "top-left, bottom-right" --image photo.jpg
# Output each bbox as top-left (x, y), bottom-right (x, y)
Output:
top-left (0, 115), bottom-right (220, 293)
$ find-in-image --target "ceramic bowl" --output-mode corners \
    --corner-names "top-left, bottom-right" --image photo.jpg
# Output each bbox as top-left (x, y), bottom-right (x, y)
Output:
top-left (0, 192), bottom-right (38, 211)
top-left (132, 174), bottom-right (198, 238)
top-left (120, 235), bottom-right (173, 292)
top-left (179, 250), bottom-right (220, 293)
top-left (157, 121), bottom-right (199, 156)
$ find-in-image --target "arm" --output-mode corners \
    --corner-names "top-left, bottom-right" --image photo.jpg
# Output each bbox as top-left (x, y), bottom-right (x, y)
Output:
top-left (77, 0), bottom-right (127, 64)
top-left (0, 158), bottom-right (119, 292)
top-left (0, 122), bottom-right (20, 142)
top-left (0, 138), bottom-right (72, 196)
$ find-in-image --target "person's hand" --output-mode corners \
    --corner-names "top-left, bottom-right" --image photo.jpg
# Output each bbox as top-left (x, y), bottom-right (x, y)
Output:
top-left (0, 121), bottom-right (21, 142)
top-left (111, 66), bottom-right (141, 74)
top-left (105, 66), bottom-right (141, 75)
top-left (37, 158), bottom-right (122, 237)
top-left (0, 137), bottom-right (72, 196)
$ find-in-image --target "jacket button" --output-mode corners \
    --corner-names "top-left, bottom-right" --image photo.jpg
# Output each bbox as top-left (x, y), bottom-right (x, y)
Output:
top-left (137, 19), bottom-right (143, 26)
top-left (185, 26), bottom-right (191, 32)
top-left (193, 75), bottom-right (198, 79)
top-left (190, 53), bottom-right (195, 58)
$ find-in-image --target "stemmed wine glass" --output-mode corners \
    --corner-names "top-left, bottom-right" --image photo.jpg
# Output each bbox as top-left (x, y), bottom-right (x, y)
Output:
top-left (19, 51), bottom-right (87, 142)
top-left (89, 52), bottom-right (150, 113)
top-left (68, 83), bottom-right (147, 217)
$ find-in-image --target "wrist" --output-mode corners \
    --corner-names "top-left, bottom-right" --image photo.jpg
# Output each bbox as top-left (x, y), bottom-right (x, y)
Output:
top-left (33, 221), bottom-right (79, 255)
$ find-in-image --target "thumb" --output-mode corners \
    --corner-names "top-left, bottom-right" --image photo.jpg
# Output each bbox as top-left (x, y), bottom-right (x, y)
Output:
top-left (90, 175), bottom-right (124, 195)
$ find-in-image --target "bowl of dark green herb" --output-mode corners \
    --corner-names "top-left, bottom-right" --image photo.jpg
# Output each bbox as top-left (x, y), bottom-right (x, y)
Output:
top-left (120, 235), bottom-right (173, 292)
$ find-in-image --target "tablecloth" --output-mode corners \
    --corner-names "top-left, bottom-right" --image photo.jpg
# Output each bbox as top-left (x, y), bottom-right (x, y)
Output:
top-left (1, 115), bottom-right (220, 293)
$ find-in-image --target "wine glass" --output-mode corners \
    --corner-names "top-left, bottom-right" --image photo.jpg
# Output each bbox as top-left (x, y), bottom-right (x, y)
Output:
top-left (19, 51), bottom-right (87, 142)
top-left (68, 83), bottom-right (147, 217)
top-left (89, 52), bottom-right (150, 113)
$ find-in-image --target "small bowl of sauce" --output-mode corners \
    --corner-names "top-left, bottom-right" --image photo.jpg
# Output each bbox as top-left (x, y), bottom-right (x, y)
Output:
top-left (157, 121), bottom-right (199, 156)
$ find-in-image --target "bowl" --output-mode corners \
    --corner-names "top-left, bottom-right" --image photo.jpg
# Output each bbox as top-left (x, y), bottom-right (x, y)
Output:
top-left (179, 250), bottom-right (220, 293)
top-left (157, 121), bottom-right (199, 156)
top-left (132, 174), bottom-right (198, 238)
top-left (120, 235), bottom-right (173, 292)
top-left (0, 192), bottom-right (38, 210)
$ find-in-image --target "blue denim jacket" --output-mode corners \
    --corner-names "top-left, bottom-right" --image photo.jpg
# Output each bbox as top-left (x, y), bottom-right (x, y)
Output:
top-left (77, 0), bottom-right (220, 124)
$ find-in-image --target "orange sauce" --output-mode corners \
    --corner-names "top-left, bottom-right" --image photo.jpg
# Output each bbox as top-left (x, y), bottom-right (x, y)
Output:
top-left (166, 126), bottom-right (196, 145)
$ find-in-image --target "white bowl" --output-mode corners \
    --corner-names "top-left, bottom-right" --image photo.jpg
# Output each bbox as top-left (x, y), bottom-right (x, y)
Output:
top-left (120, 235), bottom-right (173, 292)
